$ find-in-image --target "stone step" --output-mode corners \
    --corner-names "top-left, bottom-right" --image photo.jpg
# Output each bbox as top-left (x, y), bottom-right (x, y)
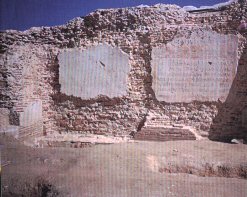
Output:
top-left (134, 126), bottom-right (196, 141)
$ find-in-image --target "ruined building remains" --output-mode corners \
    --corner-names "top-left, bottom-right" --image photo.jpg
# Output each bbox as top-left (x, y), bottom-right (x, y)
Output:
top-left (0, 0), bottom-right (247, 146)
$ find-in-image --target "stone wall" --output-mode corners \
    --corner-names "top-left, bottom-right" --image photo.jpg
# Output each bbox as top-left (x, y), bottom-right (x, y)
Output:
top-left (0, 0), bottom-right (246, 142)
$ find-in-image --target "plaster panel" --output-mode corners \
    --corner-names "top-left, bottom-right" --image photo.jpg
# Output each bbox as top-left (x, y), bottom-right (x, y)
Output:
top-left (151, 30), bottom-right (238, 102)
top-left (19, 100), bottom-right (42, 127)
top-left (58, 44), bottom-right (130, 99)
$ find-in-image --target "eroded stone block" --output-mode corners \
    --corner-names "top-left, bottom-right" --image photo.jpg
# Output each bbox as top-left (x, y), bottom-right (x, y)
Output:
top-left (242, 108), bottom-right (247, 129)
top-left (151, 30), bottom-right (238, 102)
top-left (58, 44), bottom-right (130, 99)
top-left (0, 108), bottom-right (19, 138)
top-left (19, 100), bottom-right (42, 127)
top-left (134, 126), bottom-right (196, 141)
top-left (0, 108), bottom-right (10, 127)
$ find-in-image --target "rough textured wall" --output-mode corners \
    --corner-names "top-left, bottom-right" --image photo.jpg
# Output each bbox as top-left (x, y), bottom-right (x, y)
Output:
top-left (209, 43), bottom-right (247, 141)
top-left (243, 107), bottom-right (247, 129)
top-left (0, 45), bottom-right (51, 138)
top-left (0, 0), bottom-right (246, 142)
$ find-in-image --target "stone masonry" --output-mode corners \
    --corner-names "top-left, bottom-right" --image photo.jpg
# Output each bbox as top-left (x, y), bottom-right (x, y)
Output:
top-left (0, 0), bottom-right (247, 143)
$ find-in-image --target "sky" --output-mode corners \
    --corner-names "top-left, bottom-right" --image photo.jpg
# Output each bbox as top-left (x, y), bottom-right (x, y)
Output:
top-left (0, 0), bottom-right (228, 31)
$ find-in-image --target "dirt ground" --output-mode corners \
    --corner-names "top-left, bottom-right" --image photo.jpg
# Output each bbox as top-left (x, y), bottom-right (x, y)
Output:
top-left (1, 134), bottom-right (247, 197)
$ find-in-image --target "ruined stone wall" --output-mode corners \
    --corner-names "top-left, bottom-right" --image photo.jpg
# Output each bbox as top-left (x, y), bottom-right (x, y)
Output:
top-left (0, 0), bottom-right (246, 142)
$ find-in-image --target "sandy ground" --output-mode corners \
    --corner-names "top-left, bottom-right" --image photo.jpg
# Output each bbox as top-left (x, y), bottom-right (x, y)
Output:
top-left (1, 135), bottom-right (247, 197)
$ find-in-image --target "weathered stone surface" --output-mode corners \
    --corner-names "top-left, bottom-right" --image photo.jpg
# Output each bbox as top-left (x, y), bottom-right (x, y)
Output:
top-left (0, 108), bottom-right (19, 137)
top-left (0, 0), bottom-right (246, 142)
top-left (58, 44), bottom-right (130, 99)
top-left (19, 100), bottom-right (42, 127)
top-left (0, 101), bottom-right (43, 138)
top-left (0, 108), bottom-right (9, 127)
top-left (0, 45), bottom-right (49, 138)
top-left (151, 30), bottom-right (238, 102)
top-left (242, 108), bottom-right (247, 129)
top-left (134, 126), bottom-right (196, 141)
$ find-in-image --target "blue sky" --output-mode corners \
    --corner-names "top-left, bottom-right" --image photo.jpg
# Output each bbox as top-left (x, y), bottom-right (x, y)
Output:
top-left (0, 0), bottom-right (228, 30)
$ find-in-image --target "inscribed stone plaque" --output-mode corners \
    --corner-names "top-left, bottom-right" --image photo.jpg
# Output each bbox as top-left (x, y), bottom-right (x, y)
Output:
top-left (151, 30), bottom-right (238, 102)
top-left (58, 44), bottom-right (130, 99)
